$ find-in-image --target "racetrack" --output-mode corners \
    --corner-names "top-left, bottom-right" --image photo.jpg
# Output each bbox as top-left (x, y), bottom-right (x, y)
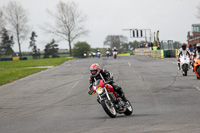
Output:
top-left (0, 56), bottom-right (200, 133)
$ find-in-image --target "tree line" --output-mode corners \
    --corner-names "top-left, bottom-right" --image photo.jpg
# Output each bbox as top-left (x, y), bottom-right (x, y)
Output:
top-left (0, 1), bottom-right (88, 58)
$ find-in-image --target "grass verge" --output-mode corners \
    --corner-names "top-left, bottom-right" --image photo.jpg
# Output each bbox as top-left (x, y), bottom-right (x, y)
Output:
top-left (0, 57), bottom-right (74, 68)
top-left (0, 57), bottom-right (74, 86)
top-left (0, 68), bottom-right (47, 86)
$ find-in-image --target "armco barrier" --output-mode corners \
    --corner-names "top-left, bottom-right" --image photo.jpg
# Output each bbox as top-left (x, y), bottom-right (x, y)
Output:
top-left (20, 57), bottom-right (27, 60)
top-left (0, 57), bottom-right (27, 61)
top-left (150, 50), bottom-right (165, 59)
top-left (0, 58), bottom-right (12, 61)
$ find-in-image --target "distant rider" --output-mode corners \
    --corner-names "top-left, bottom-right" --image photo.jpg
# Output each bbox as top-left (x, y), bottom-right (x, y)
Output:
top-left (177, 43), bottom-right (191, 70)
top-left (192, 43), bottom-right (200, 68)
top-left (88, 63), bottom-right (128, 102)
top-left (113, 47), bottom-right (118, 54)
top-left (106, 49), bottom-right (110, 57)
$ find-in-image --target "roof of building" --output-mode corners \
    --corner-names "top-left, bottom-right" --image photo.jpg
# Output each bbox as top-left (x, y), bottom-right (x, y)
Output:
top-left (192, 24), bottom-right (200, 26)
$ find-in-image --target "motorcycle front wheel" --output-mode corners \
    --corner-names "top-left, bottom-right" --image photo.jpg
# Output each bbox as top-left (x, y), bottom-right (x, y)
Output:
top-left (182, 70), bottom-right (187, 76)
top-left (101, 100), bottom-right (117, 118)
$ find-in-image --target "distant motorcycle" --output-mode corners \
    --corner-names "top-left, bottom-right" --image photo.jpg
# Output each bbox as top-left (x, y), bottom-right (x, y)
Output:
top-left (113, 51), bottom-right (117, 59)
top-left (97, 51), bottom-right (101, 58)
top-left (83, 53), bottom-right (87, 58)
top-left (106, 51), bottom-right (110, 58)
top-left (180, 54), bottom-right (190, 76)
top-left (90, 77), bottom-right (133, 118)
top-left (194, 55), bottom-right (200, 79)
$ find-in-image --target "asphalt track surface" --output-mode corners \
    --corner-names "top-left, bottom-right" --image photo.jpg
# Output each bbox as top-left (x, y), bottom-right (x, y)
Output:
top-left (0, 56), bottom-right (200, 133)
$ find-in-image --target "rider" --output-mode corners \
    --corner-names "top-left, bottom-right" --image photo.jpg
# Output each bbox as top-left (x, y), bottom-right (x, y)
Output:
top-left (113, 47), bottom-right (118, 53)
top-left (88, 63), bottom-right (128, 102)
top-left (192, 43), bottom-right (200, 66)
top-left (177, 43), bottom-right (191, 70)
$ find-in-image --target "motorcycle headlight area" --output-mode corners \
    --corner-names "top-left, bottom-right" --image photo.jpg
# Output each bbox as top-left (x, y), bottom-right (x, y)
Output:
top-left (96, 87), bottom-right (104, 94)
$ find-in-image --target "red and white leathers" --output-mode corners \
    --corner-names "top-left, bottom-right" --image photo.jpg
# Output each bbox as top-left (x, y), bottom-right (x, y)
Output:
top-left (177, 48), bottom-right (192, 70)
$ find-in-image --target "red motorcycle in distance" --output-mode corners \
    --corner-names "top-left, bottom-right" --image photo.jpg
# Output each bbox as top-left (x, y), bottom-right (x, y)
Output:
top-left (91, 79), bottom-right (133, 118)
top-left (113, 51), bottom-right (117, 59)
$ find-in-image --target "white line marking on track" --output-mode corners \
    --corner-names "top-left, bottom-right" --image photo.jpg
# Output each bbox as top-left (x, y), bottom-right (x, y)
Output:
top-left (72, 81), bottom-right (79, 88)
top-left (128, 62), bottom-right (131, 66)
top-left (193, 85), bottom-right (200, 91)
top-left (67, 81), bottom-right (79, 94)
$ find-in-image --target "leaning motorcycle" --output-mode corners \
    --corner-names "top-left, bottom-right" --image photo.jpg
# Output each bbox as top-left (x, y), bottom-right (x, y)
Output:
top-left (113, 51), bottom-right (117, 59)
top-left (180, 54), bottom-right (190, 76)
top-left (194, 55), bottom-right (200, 79)
top-left (91, 78), bottom-right (133, 118)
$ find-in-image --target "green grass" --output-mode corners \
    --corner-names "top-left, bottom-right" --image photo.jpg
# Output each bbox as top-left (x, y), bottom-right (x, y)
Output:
top-left (0, 68), bottom-right (47, 86)
top-left (22, 53), bottom-right (70, 60)
top-left (0, 57), bottom-right (74, 68)
top-left (0, 57), bottom-right (74, 86)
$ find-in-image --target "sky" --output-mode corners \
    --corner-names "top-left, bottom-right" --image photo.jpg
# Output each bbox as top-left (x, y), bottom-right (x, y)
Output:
top-left (0, 0), bottom-right (200, 52)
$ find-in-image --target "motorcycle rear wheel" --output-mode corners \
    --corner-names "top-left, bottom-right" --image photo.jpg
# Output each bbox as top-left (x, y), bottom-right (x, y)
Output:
top-left (124, 100), bottom-right (133, 115)
top-left (101, 100), bottom-right (117, 118)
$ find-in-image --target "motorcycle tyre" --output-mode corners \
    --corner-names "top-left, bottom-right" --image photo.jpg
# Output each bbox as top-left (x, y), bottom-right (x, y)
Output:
top-left (183, 70), bottom-right (187, 76)
top-left (124, 100), bottom-right (133, 116)
top-left (101, 100), bottom-right (117, 118)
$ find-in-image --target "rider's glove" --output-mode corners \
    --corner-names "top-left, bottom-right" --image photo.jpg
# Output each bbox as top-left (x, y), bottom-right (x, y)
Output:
top-left (88, 86), bottom-right (93, 95)
top-left (88, 90), bottom-right (93, 95)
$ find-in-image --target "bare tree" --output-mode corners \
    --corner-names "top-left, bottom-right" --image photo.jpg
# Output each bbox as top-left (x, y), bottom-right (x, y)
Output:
top-left (3, 1), bottom-right (29, 57)
top-left (104, 35), bottom-right (128, 49)
top-left (0, 9), bottom-right (5, 31)
top-left (44, 1), bottom-right (88, 56)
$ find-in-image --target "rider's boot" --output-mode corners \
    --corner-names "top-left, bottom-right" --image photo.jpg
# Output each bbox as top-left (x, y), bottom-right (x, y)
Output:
top-left (178, 62), bottom-right (181, 70)
top-left (121, 94), bottom-right (128, 102)
top-left (116, 86), bottom-right (128, 102)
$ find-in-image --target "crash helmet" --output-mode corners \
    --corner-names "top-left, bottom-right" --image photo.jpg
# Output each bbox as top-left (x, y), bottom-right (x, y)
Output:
top-left (196, 43), bottom-right (200, 52)
top-left (182, 43), bottom-right (187, 50)
top-left (90, 63), bottom-right (100, 76)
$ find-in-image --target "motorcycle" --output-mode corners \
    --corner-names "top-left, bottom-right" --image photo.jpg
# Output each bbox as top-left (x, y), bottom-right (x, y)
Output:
top-left (91, 76), bottom-right (133, 118)
top-left (180, 54), bottom-right (190, 76)
top-left (194, 55), bottom-right (200, 79)
top-left (106, 51), bottom-right (110, 58)
top-left (83, 53), bottom-right (87, 58)
top-left (113, 51), bottom-right (117, 59)
top-left (97, 52), bottom-right (101, 58)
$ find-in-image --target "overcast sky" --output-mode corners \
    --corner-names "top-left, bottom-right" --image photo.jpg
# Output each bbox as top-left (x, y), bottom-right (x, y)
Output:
top-left (0, 0), bottom-right (200, 52)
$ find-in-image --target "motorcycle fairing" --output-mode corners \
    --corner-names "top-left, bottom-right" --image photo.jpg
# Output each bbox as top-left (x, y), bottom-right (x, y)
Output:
top-left (194, 57), bottom-right (200, 77)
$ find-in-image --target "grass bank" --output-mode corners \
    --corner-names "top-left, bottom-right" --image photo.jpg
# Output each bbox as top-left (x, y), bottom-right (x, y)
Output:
top-left (0, 57), bottom-right (74, 86)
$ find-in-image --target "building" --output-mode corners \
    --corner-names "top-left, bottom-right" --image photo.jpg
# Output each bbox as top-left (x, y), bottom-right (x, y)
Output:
top-left (187, 24), bottom-right (200, 46)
